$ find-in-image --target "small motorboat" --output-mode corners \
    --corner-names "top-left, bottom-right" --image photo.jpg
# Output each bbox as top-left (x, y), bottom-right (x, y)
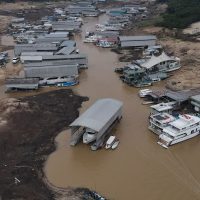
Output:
top-left (105, 136), bottom-right (116, 149)
top-left (111, 139), bottom-right (119, 150)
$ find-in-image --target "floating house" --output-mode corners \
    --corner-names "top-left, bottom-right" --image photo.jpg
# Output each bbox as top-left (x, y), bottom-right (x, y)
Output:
top-left (118, 35), bottom-right (157, 48)
top-left (69, 98), bottom-right (123, 150)
top-left (5, 78), bottom-right (39, 91)
top-left (24, 64), bottom-right (78, 79)
top-left (140, 52), bottom-right (181, 72)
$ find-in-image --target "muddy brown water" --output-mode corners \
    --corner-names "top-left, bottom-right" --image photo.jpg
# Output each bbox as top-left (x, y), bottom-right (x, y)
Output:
top-left (44, 16), bottom-right (200, 200)
top-left (1, 15), bottom-right (200, 199)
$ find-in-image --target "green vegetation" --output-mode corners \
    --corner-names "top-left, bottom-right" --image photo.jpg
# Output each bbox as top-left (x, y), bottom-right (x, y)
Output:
top-left (157, 0), bottom-right (200, 29)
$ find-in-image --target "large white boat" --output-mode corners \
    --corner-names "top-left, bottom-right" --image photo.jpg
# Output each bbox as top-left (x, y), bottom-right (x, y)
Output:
top-left (157, 114), bottom-right (200, 148)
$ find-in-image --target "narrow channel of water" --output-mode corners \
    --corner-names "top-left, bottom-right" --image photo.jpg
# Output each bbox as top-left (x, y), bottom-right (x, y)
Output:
top-left (42, 15), bottom-right (200, 200)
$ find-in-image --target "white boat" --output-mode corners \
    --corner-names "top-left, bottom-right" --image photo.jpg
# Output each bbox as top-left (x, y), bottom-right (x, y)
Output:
top-left (83, 128), bottom-right (97, 144)
top-left (111, 140), bottom-right (119, 149)
top-left (83, 36), bottom-right (98, 43)
top-left (157, 114), bottom-right (200, 148)
top-left (39, 76), bottom-right (77, 86)
top-left (149, 113), bottom-right (176, 135)
top-left (139, 89), bottom-right (152, 97)
top-left (105, 136), bottom-right (116, 149)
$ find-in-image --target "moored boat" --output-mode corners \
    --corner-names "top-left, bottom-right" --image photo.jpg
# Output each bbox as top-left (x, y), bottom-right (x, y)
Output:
top-left (105, 136), bottom-right (116, 149)
top-left (111, 139), bottom-right (119, 149)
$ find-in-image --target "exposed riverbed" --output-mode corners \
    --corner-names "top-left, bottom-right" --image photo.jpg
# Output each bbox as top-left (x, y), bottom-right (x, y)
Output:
top-left (44, 15), bottom-right (200, 200)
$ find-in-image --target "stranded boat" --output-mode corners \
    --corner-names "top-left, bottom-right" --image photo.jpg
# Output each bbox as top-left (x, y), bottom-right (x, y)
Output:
top-left (152, 113), bottom-right (200, 148)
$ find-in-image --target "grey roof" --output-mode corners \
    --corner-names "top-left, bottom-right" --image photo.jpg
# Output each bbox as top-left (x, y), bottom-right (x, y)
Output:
top-left (24, 59), bottom-right (87, 67)
top-left (55, 47), bottom-right (76, 55)
top-left (43, 54), bottom-right (87, 60)
top-left (95, 31), bottom-right (119, 37)
top-left (24, 64), bottom-right (78, 78)
top-left (35, 37), bottom-right (68, 43)
top-left (21, 52), bottom-right (53, 56)
top-left (45, 32), bottom-right (69, 38)
top-left (20, 56), bottom-right (43, 62)
top-left (191, 94), bottom-right (200, 102)
top-left (5, 78), bottom-right (39, 84)
top-left (52, 21), bottom-right (82, 27)
top-left (165, 89), bottom-right (200, 103)
top-left (119, 35), bottom-right (157, 42)
top-left (120, 40), bottom-right (156, 48)
top-left (70, 98), bottom-right (123, 132)
top-left (120, 41), bottom-right (156, 48)
top-left (60, 40), bottom-right (76, 47)
top-left (15, 44), bottom-right (58, 56)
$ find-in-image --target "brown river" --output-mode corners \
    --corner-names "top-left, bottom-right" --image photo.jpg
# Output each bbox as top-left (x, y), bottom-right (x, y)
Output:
top-left (2, 15), bottom-right (200, 199)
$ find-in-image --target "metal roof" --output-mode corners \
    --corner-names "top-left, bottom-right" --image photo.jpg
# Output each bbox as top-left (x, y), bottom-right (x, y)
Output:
top-left (55, 47), bottom-right (76, 55)
top-left (24, 59), bottom-right (87, 67)
top-left (21, 52), bottom-right (53, 56)
top-left (43, 54), bottom-right (87, 60)
top-left (119, 35), bottom-right (157, 42)
top-left (70, 98), bottom-right (123, 132)
top-left (20, 56), bottom-right (43, 62)
top-left (165, 89), bottom-right (200, 102)
top-left (60, 40), bottom-right (76, 47)
top-left (24, 64), bottom-right (78, 78)
top-left (35, 37), bottom-right (68, 43)
top-left (191, 94), bottom-right (200, 102)
top-left (5, 78), bottom-right (39, 84)
top-left (141, 52), bottom-right (178, 69)
top-left (120, 40), bottom-right (156, 48)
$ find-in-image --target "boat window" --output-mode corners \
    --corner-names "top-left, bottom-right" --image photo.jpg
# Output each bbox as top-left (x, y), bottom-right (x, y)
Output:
top-left (47, 77), bottom-right (58, 80)
top-left (175, 133), bottom-right (187, 139)
top-left (87, 132), bottom-right (96, 135)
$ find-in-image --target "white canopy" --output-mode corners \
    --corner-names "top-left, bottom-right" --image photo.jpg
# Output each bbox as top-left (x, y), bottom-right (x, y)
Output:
top-left (141, 52), bottom-right (178, 69)
top-left (70, 98), bottom-right (123, 132)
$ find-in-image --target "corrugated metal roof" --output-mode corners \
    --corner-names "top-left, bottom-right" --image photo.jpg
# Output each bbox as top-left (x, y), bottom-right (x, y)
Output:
top-left (6, 78), bottom-right (39, 84)
top-left (60, 40), bottom-right (76, 47)
top-left (21, 52), bottom-right (53, 56)
top-left (119, 35), bottom-right (157, 42)
top-left (25, 64), bottom-right (78, 78)
top-left (70, 98), bottom-right (123, 132)
top-left (43, 54), bottom-right (87, 60)
top-left (35, 37), bottom-right (68, 43)
top-left (120, 40), bottom-right (156, 47)
top-left (24, 59), bottom-right (87, 67)
top-left (55, 47), bottom-right (76, 55)
top-left (20, 56), bottom-right (43, 62)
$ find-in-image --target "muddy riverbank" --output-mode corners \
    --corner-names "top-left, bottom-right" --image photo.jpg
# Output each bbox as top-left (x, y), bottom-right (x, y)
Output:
top-left (0, 89), bottom-right (88, 199)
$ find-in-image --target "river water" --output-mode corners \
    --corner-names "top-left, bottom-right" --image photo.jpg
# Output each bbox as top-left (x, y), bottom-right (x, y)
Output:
top-left (41, 16), bottom-right (200, 199)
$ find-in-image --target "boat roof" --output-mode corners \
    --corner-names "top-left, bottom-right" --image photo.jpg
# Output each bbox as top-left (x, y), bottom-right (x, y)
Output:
top-left (151, 113), bottom-right (175, 124)
top-left (107, 136), bottom-right (116, 144)
top-left (70, 98), bottom-right (123, 132)
top-left (141, 52), bottom-right (179, 69)
top-left (150, 102), bottom-right (176, 112)
top-left (164, 115), bottom-right (200, 136)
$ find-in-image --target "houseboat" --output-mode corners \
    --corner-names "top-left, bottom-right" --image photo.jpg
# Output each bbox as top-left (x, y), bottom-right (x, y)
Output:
top-left (140, 52), bottom-right (181, 73)
top-left (149, 113), bottom-right (176, 135)
top-left (158, 114), bottom-right (200, 148)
